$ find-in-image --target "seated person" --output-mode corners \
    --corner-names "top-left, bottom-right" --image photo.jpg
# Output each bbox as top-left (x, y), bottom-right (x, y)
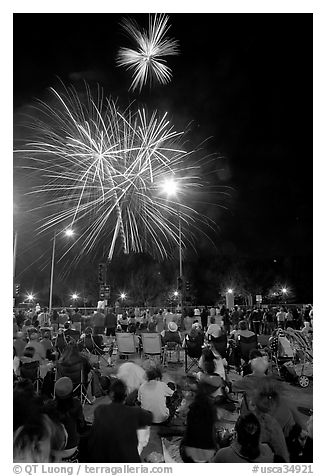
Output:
top-left (23, 328), bottom-right (46, 364)
top-left (119, 313), bottom-right (129, 332)
top-left (43, 377), bottom-right (87, 462)
top-left (56, 343), bottom-right (92, 389)
top-left (117, 362), bottom-right (146, 406)
top-left (78, 327), bottom-right (104, 354)
top-left (212, 413), bottom-right (274, 463)
top-left (161, 321), bottom-right (182, 346)
top-left (138, 365), bottom-right (178, 424)
top-left (88, 379), bottom-right (152, 463)
top-left (180, 385), bottom-right (218, 462)
top-left (183, 326), bottom-right (204, 356)
top-left (233, 320), bottom-right (256, 340)
top-left (206, 316), bottom-right (222, 340)
top-left (40, 330), bottom-right (56, 360)
top-left (14, 331), bottom-right (27, 358)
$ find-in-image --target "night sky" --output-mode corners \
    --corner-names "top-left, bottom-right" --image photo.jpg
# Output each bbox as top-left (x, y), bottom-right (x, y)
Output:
top-left (13, 13), bottom-right (313, 303)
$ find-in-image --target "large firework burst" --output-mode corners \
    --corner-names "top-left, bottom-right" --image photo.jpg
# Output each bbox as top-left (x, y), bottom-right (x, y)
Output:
top-left (116, 14), bottom-right (179, 92)
top-left (16, 84), bottom-right (222, 264)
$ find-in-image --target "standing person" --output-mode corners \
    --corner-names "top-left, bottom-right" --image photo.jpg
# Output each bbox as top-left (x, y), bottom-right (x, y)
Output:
top-left (231, 305), bottom-right (241, 330)
top-left (276, 307), bottom-right (287, 330)
top-left (51, 309), bottom-right (59, 333)
top-left (200, 306), bottom-right (209, 331)
top-left (59, 309), bottom-right (69, 329)
top-left (38, 307), bottom-right (51, 328)
top-left (105, 308), bottom-right (117, 337)
top-left (93, 308), bottom-right (105, 335)
top-left (285, 309), bottom-right (294, 329)
top-left (209, 306), bottom-right (216, 324)
top-left (163, 309), bottom-right (174, 330)
top-left (87, 379), bottom-right (152, 462)
top-left (156, 309), bottom-right (165, 333)
top-left (72, 308), bottom-right (82, 333)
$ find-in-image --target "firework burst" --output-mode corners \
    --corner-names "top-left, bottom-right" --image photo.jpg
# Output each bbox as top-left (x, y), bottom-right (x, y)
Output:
top-left (16, 84), bottom-right (225, 265)
top-left (117, 14), bottom-right (179, 92)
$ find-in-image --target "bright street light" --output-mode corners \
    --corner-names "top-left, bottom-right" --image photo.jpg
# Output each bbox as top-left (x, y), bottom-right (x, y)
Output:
top-left (161, 178), bottom-right (183, 312)
top-left (72, 293), bottom-right (78, 300)
top-left (49, 228), bottom-right (75, 312)
top-left (27, 293), bottom-right (34, 301)
top-left (281, 288), bottom-right (288, 294)
top-left (227, 288), bottom-right (233, 294)
top-left (173, 291), bottom-right (179, 297)
top-left (120, 293), bottom-right (126, 300)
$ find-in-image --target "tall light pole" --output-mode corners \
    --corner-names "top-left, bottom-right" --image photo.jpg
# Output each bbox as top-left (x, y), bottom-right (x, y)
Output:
top-left (49, 228), bottom-right (74, 313)
top-left (161, 178), bottom-right (183, 312)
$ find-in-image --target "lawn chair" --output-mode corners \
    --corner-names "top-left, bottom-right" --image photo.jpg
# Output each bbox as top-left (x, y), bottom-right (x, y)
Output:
top-left (20, 361), bottom-right (42, 393)
top-left (163, 342), bottom-right (181, 366)
top-left (56, 363), bottom-right (92, 406)
top-left (184, 337), bottom-right (203, 372)
top-left (141, 333), bottom-right (164, 363)
top-left (116, 332), bottom-right (137, 359)
top-left (209, 334), bottom-right (228, 359)
top-left (237, 334), bottom-right (258, 363)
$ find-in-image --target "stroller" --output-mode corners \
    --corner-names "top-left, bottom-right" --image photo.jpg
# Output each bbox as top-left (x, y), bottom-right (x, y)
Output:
top-left (268, 328), bottom-right (313, 388)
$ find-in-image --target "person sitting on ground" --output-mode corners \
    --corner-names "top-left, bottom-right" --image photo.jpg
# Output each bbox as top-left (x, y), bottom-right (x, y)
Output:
top-left (43, 377), bottom-right (86, 462)
top-left (241, 349), bottom-right (266, 376)
top-left (138, 364), bottom-right (179, 424)
top-left (249, 380), bottom-right (290, 462)
top-left (180, 384), bottom-right (218, 462)
top-left (195, 348), bottom-right (225, 401)
top-left (116, 361), bottom-right (146, 406)
top-left (87, 379), bottom-right (152, 463)
top-left (212, 413), bottom-right (274, 463)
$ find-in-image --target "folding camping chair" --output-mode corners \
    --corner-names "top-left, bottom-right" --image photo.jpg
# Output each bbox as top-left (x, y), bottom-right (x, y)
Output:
top-left (163, 342), bottom-right (181, 366)
top-left (116, 332), bottom-right (138, 359)
top-left (209, 334), bottom-right (228, 359)
top-left (55, 362), bottom-right (93, 406)
top-left (20, 361), bottom-right (42, 393)
top-left (237, 334), bottom-right (258, 363)
top-left (78, 334), bottom-right (108, 366)
top-left (141, 333), bottom-right (164, 364)
top-left (184, 337), bottom-right (203, 372)
top-left (54, 331), bottom-right (68, 357)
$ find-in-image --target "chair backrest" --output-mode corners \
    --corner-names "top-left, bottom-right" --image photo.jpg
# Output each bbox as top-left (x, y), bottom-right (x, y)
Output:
top-left (116, 332), bottom-right (137, 354)
top-left (141, 333), bottom-right (162, 355)
top-left (238, 334), bottom-right (258, 362)
top-left (185, 338), bottom-right (202, 358)
top-left (56, 360), bottom-right (83, 386)
top-left (65, 329), bottom-right (81, 343)
top-left (55, 333), bottom-right (68, 352)
top-left (20, 361), bottom-right (40, 381)
top-left (210, 334), bottom-right (228, 358)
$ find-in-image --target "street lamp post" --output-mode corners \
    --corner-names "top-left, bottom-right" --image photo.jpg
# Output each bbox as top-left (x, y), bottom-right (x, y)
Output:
top-left (161, 178), bottom-right (183, 312)
top-left (49, 229), bottom-right (74, 313)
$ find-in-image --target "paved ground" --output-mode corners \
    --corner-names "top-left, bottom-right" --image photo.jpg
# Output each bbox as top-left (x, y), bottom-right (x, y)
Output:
top-left (83, 341), bottom-right (313, 462)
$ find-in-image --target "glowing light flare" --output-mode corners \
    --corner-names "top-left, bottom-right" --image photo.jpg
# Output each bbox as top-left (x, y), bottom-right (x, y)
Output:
top-left (120, 293), bottom-right (127, 300)
top-left (161, 178), bottom-right (178, 197)
top-left (27, 294), bottom-right (35, 301)
top-left (72, 293), bottom-right (79, 300)
top-left (281, 288), bottom-right (288, 294)
top-left (173, 291), bottom-right (179, 297)
top-left (227, 289), bottom-right (233, 294)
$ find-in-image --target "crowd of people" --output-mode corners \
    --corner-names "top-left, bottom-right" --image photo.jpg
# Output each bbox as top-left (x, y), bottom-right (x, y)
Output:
top-left (13, 302), bottom-right (313, 464)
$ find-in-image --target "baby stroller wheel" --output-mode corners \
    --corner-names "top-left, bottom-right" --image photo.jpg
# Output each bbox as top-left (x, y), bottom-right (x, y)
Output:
top-left (298, 375), bottom-right (309, 388)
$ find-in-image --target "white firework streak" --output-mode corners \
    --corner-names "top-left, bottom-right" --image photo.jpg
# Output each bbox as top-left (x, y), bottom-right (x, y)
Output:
top-left (16, 84), bottom-right (219, 263)
top-left (117, 14), bottom-right (179, 92)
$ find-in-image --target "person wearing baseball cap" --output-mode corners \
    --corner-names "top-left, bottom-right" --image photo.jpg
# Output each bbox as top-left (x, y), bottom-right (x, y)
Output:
top-left (51, 377), bottom-right (86, 462)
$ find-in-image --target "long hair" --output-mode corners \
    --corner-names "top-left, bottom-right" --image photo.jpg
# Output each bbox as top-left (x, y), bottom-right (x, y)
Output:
top-left (58, 343), bottom-right (81, 364)
top-left (235, 413), bottom-right (261, 461)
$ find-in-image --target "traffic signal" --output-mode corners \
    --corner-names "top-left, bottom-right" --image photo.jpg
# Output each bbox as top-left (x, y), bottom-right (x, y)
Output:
top-left (177, 276), bottom-right (183, 291)
top-left (99, 284), bottom-right (111, 299)
top-left (15, 283), bottom-right (20, 296)
top-left (98, 263), bottom-right (107, 284)
top-left (186, 281), bottom-right (190, 292)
